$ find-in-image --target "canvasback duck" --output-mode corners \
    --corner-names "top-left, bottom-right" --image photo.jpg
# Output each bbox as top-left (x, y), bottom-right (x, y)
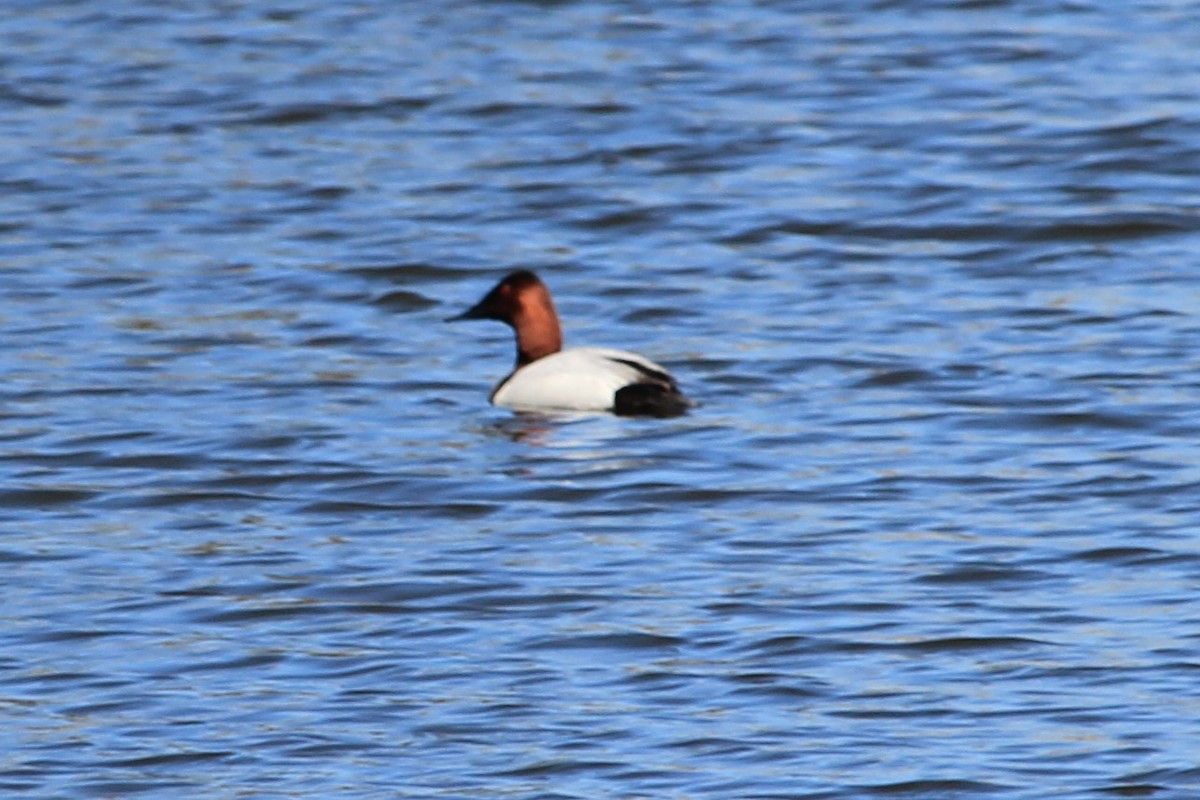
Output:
top-left (449, 270), bottom-right (691, 417)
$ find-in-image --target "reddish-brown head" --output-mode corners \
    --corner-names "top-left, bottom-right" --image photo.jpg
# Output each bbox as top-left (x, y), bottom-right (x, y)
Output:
top-left (450, 270), bottom-right (563, 365)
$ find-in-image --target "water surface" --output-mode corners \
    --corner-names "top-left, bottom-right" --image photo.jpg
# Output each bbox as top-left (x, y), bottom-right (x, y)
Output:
top-left (3, 2), bottom-right (1200, 798)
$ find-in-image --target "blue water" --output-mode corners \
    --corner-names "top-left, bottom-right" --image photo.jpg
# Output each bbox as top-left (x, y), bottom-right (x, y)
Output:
top-left (4, 2), bottom-right (1200, 798)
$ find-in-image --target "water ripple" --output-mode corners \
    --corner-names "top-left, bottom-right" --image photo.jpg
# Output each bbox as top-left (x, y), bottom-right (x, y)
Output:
top-left (3, 1), bottom-right (1200, 798)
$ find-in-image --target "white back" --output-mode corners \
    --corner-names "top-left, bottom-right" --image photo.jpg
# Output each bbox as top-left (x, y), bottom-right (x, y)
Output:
top-left (492, 347), bottom-right (671, 411)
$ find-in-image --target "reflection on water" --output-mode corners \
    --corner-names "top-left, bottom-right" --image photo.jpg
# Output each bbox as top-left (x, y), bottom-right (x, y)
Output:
top-left (4, 1), bottom-right (1200, 798)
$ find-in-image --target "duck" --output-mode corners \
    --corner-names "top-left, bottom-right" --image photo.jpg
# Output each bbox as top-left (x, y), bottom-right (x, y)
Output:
top-left (448, 270), bottom-right (691, 417)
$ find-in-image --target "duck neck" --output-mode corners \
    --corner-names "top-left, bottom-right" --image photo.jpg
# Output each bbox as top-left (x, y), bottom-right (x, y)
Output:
top-left (513, 294), bottom-right (563, 366)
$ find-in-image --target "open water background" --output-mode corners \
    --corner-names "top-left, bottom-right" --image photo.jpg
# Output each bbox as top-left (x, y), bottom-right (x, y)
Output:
top-left (4, 2), bottom-right (1200, 798)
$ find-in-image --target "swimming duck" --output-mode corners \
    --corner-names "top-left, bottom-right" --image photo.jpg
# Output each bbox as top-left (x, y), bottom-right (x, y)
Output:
top-left (449, 270), bottom-right (690, 417)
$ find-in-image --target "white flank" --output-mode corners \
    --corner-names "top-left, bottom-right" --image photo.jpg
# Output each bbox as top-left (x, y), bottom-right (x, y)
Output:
top-left (491, 347), bottom-right (670, 412)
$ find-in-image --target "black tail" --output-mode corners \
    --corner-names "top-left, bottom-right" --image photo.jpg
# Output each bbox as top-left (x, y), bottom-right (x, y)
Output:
top-left (613, 382), bottom-right (692, 418)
